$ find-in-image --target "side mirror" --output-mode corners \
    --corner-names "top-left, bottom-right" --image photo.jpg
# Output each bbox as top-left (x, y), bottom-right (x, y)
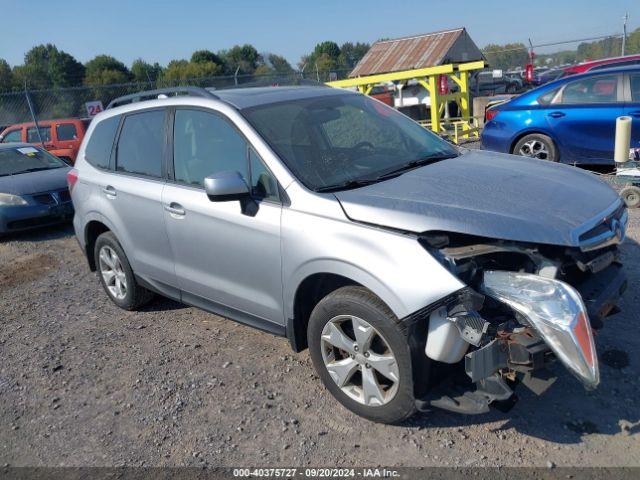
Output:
top-left (204, 170), bottom-right (250, 201)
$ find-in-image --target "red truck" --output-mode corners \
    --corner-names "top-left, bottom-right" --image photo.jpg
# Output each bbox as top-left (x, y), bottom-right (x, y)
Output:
top-left (0, 118), bottom-right (91, 164)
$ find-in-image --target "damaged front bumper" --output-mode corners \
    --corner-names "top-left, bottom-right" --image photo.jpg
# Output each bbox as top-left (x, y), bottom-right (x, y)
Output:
top-left (416, 263), bottom-right (627, 415)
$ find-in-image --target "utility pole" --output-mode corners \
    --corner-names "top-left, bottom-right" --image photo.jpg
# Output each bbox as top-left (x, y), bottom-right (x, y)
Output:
top-left (622, 12), bottom-right (629, 56)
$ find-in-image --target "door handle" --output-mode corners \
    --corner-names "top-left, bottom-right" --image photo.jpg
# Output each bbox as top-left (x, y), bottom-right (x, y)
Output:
top-left (102, 185), bottom-right (116, 197)
top-left (548, 111), bottom-right (566, 118)
top-left (164, 202), bottom-right (185, 217)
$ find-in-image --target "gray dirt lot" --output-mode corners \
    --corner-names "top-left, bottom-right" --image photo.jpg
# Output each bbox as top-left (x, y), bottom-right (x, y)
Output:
top-left (1, 197), bottom-right (639, 468)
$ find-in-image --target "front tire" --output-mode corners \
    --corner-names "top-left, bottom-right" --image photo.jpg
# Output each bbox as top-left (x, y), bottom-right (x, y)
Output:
top-left (94, 231), bottom-right (153, 310)
top-left (307, 286), bottom-right (416, 424)
top-left (513, 133), bottom-right (557, 161)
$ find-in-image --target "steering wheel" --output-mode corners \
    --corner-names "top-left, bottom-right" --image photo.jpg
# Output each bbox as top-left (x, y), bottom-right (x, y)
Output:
top-left (352, 141), bottom-right (375, 151)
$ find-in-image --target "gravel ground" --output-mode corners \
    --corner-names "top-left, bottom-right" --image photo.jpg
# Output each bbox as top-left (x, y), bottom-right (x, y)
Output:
top-left (1, 193), bottom-right (639, 469)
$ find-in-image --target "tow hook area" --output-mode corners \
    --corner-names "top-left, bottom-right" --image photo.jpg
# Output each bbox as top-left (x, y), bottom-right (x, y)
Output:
top-left (417, 327), bottom-right (556, 415)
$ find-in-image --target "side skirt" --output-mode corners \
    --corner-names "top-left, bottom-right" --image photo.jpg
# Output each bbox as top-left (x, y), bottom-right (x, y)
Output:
top-left (135, 274), bottom-right (286, 337)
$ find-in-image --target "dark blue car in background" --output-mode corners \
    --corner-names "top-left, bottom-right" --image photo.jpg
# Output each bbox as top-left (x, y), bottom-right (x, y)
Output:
top-left (0, 143), bottom-right (73, 235)
top-left (481, 66), bottom-right (640, 165)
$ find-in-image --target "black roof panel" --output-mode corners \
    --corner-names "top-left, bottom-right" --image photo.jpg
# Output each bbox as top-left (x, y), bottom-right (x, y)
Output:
top-left (212, 86), bottom-right (353, 109)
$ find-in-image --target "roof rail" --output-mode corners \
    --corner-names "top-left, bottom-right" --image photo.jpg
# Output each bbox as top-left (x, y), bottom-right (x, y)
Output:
top-left (106, 86), bottom-right (218, 109)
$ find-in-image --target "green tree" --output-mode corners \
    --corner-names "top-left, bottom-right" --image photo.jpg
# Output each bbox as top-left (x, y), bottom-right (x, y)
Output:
top-left (338, 42), bottom-right (370, 69)
top-left (220, 44), bottom-right (262, 74)
top-left (627, 28), bottom-right (640, 54)
top-left (266, 54), bottom-right (293, 73)
top-left (162, 59), bottom-right (223, 83)
top-left (84, 55), bottom-right (132, 85)
top-left (482, 43), bottom-right (529, 70)
top-left (0, 59), bottom-right (12, 92)
top-left (131, 59), bottom-right (163, 83)
top-left (314, 41), bottom-right (341, 59)
top-left (191, 50), bottom-right (225, 67)
top-left (299, 41), bottom-right (368, 76)
top-left (12, 44), bottom-right (84, 89)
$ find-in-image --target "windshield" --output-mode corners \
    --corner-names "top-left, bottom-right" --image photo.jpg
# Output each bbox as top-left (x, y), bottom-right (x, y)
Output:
top-left (242, 93), bottom-right (458, 191)
top-left (0, 146), bottom-right (67, 176)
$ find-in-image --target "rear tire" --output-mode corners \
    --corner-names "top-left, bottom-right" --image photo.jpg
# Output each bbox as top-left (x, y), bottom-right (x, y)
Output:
top-left (307, 286), bottom-right (416, 424)
top-left (621, 186), bottom-right (640, 208)
top-left (94, 231), bottom-right (153, 310)
top-left (513, 133), bottom-right (558, 162)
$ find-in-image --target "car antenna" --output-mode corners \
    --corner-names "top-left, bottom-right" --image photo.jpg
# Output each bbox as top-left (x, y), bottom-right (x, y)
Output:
top-left (24, 80), bottom-right (45, 149)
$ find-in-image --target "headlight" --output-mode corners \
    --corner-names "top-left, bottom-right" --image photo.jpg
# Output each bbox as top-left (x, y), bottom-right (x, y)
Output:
top-left (0, 193), bottom-right (28, 206)
top-left (482, 270), bottom-right (599, 389)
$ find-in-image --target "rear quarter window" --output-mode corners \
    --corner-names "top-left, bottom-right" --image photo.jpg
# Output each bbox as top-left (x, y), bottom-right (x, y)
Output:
top-left (84, 115), bottom-right (120, 169)
top-left (537, 88), bottom-right (560, 105)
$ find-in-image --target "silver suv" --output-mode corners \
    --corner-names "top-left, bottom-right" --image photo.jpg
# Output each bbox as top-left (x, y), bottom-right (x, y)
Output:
top-left (70, 86), bottom-right (627, 423)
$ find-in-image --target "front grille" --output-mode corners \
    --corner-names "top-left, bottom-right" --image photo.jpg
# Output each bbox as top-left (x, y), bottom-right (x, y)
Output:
top-left (578, 203), bottom-right (627, 251)
top-left (32, 193), bottom-right (56, 205)
top-left (30, 189), bottom-right (71, 205)
top-left (57, 189), bottom-right (71, 203)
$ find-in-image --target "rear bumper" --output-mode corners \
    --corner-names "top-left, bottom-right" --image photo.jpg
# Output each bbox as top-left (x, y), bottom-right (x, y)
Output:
top-left (0, 202), bottom-right (74, 233)
top-left (480, 122), bottom-right (513, 153)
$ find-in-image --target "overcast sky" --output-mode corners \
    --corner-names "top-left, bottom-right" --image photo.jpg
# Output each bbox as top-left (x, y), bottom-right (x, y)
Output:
top-left (1, 0), bottom-right (637, 67)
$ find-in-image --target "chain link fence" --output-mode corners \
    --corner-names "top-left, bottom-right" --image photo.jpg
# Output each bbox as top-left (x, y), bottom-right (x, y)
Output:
top-left (0, 68), bottom-right (352, 127)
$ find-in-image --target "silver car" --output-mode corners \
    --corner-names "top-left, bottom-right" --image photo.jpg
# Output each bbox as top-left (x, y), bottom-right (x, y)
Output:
top-left (70, 86), bottom-right (627, 423)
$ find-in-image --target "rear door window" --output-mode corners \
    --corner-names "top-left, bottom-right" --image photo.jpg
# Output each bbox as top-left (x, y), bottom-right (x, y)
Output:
top-left (84, 115), bottom-right (120, 169)
top-left (560, 75), bottom-right (619, 104)
top-left (116, 110), bottom-right (165, 178)
top-left (27, 126), bottom-right (51, 143)
top-left (56, 123), bottom-right (78, 141)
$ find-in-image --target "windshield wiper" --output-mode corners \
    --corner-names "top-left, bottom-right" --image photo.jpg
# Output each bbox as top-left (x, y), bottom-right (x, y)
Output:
top-left (374, 153), bottom-right (458, 180)
top-left (15, 167), bottom-right (53, 174)
top-left (314, 152), bottom-right (458, 193)
top-left (315, 178), bottom-right (380, 193)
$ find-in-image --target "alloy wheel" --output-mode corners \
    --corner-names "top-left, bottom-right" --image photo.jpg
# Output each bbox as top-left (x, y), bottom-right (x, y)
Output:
top-left (98, 245), bottom-right (128, 300)
top-left (320, 315), bottom-right (399, 406)
top-left (519, 139), bottom-right (549, 159)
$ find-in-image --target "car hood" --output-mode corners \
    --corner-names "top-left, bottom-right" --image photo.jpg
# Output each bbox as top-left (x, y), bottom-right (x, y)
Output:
top-left (334, 150), bottom-right (620, 247)
top-left (0, 167), bottom-right (70, 196)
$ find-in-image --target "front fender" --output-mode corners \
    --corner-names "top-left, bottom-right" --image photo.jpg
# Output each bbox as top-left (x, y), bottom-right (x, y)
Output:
top-left (282, 207), bottom-right (465, 320)
top-left (288, 258), bottom-right (408, 319)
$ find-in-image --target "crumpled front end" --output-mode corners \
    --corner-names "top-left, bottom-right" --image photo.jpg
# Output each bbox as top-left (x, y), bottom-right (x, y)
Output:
top-left (413, 214), bottom-right (627, 415)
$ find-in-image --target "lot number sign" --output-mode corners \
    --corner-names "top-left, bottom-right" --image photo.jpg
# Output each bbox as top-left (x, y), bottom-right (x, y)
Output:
top-left (85, 101), bottom-right (104, 117)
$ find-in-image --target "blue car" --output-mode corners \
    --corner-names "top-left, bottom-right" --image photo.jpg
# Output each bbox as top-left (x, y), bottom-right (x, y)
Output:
top-left (481, 65), bottom-right (640, 164)
top-left (0, 143), bottom-right (73, 234)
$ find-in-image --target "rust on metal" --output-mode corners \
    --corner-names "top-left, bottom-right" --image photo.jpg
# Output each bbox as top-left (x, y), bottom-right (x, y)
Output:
top-left (350, 28), bottom-right (482, 77)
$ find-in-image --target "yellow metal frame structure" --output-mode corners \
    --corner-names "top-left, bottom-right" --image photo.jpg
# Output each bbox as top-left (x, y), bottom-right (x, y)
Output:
top-left (326, 60), bottom-right (485, 143)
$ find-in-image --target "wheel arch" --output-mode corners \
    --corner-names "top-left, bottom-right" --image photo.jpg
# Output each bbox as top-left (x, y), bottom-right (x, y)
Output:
top-left (84, 217), bottom-right (113, 271)
top-left (509, 129), bottom-right (560, 158)
top-left (286, 264), bottom-right (405, 353)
